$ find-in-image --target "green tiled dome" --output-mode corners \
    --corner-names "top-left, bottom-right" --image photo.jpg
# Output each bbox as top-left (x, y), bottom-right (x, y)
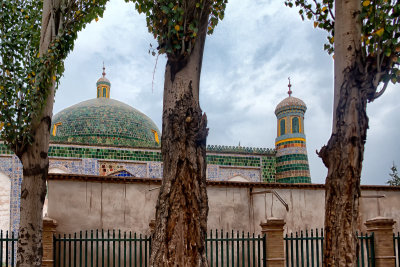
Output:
top-left (50, 98), bottom-right (161, 148)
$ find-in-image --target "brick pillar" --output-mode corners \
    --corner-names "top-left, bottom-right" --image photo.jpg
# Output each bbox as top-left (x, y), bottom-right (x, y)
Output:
top-left (365, 217), bottom-right (396, 267)
top-left (42, 217), bottom-right (58, 267)
top-left (260, 218), bottom-right (285, 267)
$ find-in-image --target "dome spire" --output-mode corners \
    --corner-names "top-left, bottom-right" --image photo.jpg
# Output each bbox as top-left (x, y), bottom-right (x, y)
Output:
top-left (96, 62), bottom-right (111, 98)
top-left (288, 77), bottom-right (292, 97)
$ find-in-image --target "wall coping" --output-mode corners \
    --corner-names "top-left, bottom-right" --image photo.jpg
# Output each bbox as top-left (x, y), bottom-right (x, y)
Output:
top-left (47, 173), bottom-right (400, 191)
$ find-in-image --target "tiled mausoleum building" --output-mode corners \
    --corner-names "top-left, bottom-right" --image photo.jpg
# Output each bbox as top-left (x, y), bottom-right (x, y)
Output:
top-left (0, 68), bottom-right (310, 233)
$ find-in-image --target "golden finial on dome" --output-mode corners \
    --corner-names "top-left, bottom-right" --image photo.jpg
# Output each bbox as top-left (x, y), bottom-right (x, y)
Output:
top-left (102, 62), bottom-right (106, 78)
top-left (288, 77), bottom-right (292, 97)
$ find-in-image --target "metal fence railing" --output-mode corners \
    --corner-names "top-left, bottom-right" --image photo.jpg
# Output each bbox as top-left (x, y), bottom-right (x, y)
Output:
top-left (1, 228), bottom-right (382, 267)
top-left (206, 230), bottom-right (266, 267)
top-left (394, 232), bottom-right (400, 267)
top-left (284, 229), bottom-right (375, 267)
top-left (54, 229), bottom-right (267, 267)
top-left (0, 230), bottom-right (17, 267)
top-left (357, 232), bottom-right (375, 267)
top-left (53, 230), bottom-right (151, 267)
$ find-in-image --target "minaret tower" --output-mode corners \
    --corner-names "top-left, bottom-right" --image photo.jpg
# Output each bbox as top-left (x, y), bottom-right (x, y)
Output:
top-left (274, 78), bottom-right (311, 183)
top-left (97, 63), bottom-right (111, 98)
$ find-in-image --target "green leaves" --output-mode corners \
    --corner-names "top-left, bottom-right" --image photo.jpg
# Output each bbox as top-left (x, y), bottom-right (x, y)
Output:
top-left (387, 162), bottom-right (400, 186)
top-left (0, 0), bottom-right (42, 147)
top-left (0, 0), bottom-right (110, 152)
top-left (285, 0), bottom-right (400, 89)
top-left (127, 0), bottom-right (227, 59)
top-left (359, 0), bottom-right (400, 86)
top-left (285, 0), bottom-right (335, 54)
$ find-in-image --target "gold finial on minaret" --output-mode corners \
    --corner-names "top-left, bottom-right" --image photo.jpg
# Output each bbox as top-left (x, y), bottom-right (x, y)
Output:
top-left (288, 77), bottom-right (292, 97)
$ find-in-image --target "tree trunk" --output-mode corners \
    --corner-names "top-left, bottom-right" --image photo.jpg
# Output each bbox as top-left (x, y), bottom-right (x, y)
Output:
top-left (17, 108), bottom-right (53, 266)
top-left (17, 0), bottom-right (59, 266)
top-left (320, 0), bottom-right (368, 265)
top-left (149, 23), bottom-right (209, 267)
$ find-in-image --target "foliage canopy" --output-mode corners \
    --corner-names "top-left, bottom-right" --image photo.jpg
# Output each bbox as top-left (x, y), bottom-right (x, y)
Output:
top-left (387, 162), bottom-right (400, 186)
top-left (285, 0), bottom-right (400, 99)
top-left (0, 0), bottom-right (109, 155)
top-left (127, 0), bottom-right (227, 60)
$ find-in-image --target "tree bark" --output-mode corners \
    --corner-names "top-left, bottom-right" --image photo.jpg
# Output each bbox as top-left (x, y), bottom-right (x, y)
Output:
top-left (16, 0), bottom-right (60, 266)
top-left (320, 0), bottom-right (369, 265)
top-left (149, 20), bottom-right (209, 267)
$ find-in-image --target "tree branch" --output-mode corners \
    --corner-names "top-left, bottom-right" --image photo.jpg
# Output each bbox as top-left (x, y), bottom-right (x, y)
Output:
top-left (370, 79), bottom-right (389, 102)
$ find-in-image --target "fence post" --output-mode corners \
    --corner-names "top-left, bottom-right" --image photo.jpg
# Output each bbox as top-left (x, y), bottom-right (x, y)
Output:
top-left (42, 216), bottom-right (58, 267)
top-left (260, 217), bottom-right (285, 267)
top-left (365, 217), bottom-right (396, 267)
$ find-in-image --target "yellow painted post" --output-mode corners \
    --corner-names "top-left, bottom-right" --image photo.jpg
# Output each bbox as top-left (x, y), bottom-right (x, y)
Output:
top-left (260, 218), bottom-right (286, 267)
top-left (365, 217), bottom-right (396, 267)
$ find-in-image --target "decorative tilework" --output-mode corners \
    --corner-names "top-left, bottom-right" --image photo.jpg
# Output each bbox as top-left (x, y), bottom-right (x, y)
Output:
top-left (148, 162), bottom-right (162, 178)
top-left (50, 159), bottom-right (83, 174)
top-left (125, 163), bottom-right (147, 178)
top-left (0, 143), bottom-right (12, 155)
top-left (48, 145), bottom-right (162, 161)
top-left (261, 156), bottom-right (276, 183)
top-left (276, 154), bottom-right (308, 163)
top-left (277, 176), bottom-right (311, 183)
top-left (206, 154), bottom-right (261, 167)
top-left (275, 96), bottom-right (307, 115)
top-left (50, 98), bottom-right (161, 148)
top-left (276, 163), bottom-right (309, 172)
top-left (219, 167), bottom-right (261, 182)
top-left (111, 170), bottom-right (133, 177)
top-left (82, 158), bottom-right (99, 175)
top-left (206, 165), bottom-right (219, 180)
top-left (99, 162), bottom-right (125, 176)
top-left (0, 155), bottom-right (23, 234)
top-left (276, 147), bottom-right (308, 157)
top-left (206, 145), bottom-right (275, 155)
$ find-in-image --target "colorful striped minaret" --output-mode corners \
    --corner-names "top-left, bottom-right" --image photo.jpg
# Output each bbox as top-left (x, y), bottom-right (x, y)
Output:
top-left (274, 79), bottom-right (311, 183)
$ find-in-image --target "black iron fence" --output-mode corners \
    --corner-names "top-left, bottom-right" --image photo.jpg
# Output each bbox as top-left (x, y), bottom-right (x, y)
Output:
top-left (0, 230), bottom-right (17, 267)
top-left (0, 228), bottom-right (382, 267)
top-left (206, 230), bottom-right (266, 267)
top-left (284, 229), bottom-right (375, 267)
top-left (53, 229), bottom-right (267, 267)
top-left (53, 230), bottom-right (151, 267)
top-left (394, 232), bottom-right (400, 267)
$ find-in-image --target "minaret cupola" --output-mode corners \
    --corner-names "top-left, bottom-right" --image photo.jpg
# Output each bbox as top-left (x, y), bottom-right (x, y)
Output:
top-left (96, 64), bottom-right (111, 98)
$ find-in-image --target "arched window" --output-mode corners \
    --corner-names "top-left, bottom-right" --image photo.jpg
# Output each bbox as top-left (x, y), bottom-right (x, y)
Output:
top-left (280, 119), bottom-right (286, 136)
top-left (103, 87), bottom-right (107, 97)
top-left (292, 117), bottom-right (299, 133)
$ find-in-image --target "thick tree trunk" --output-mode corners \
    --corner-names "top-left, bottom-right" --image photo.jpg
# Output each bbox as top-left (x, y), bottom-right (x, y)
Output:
top-left (16, 0), bottom-right (59, 266)
top-left (149, 23), bottom-right (209, 267)
top-left (320, 0), bottom-right (368, 265)
top-left (17, 105), bottom-right (53, 266)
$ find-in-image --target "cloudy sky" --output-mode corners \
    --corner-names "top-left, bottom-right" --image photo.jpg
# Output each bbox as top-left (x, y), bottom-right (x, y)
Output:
top-left (54, 0), bottom-right (399, 185)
